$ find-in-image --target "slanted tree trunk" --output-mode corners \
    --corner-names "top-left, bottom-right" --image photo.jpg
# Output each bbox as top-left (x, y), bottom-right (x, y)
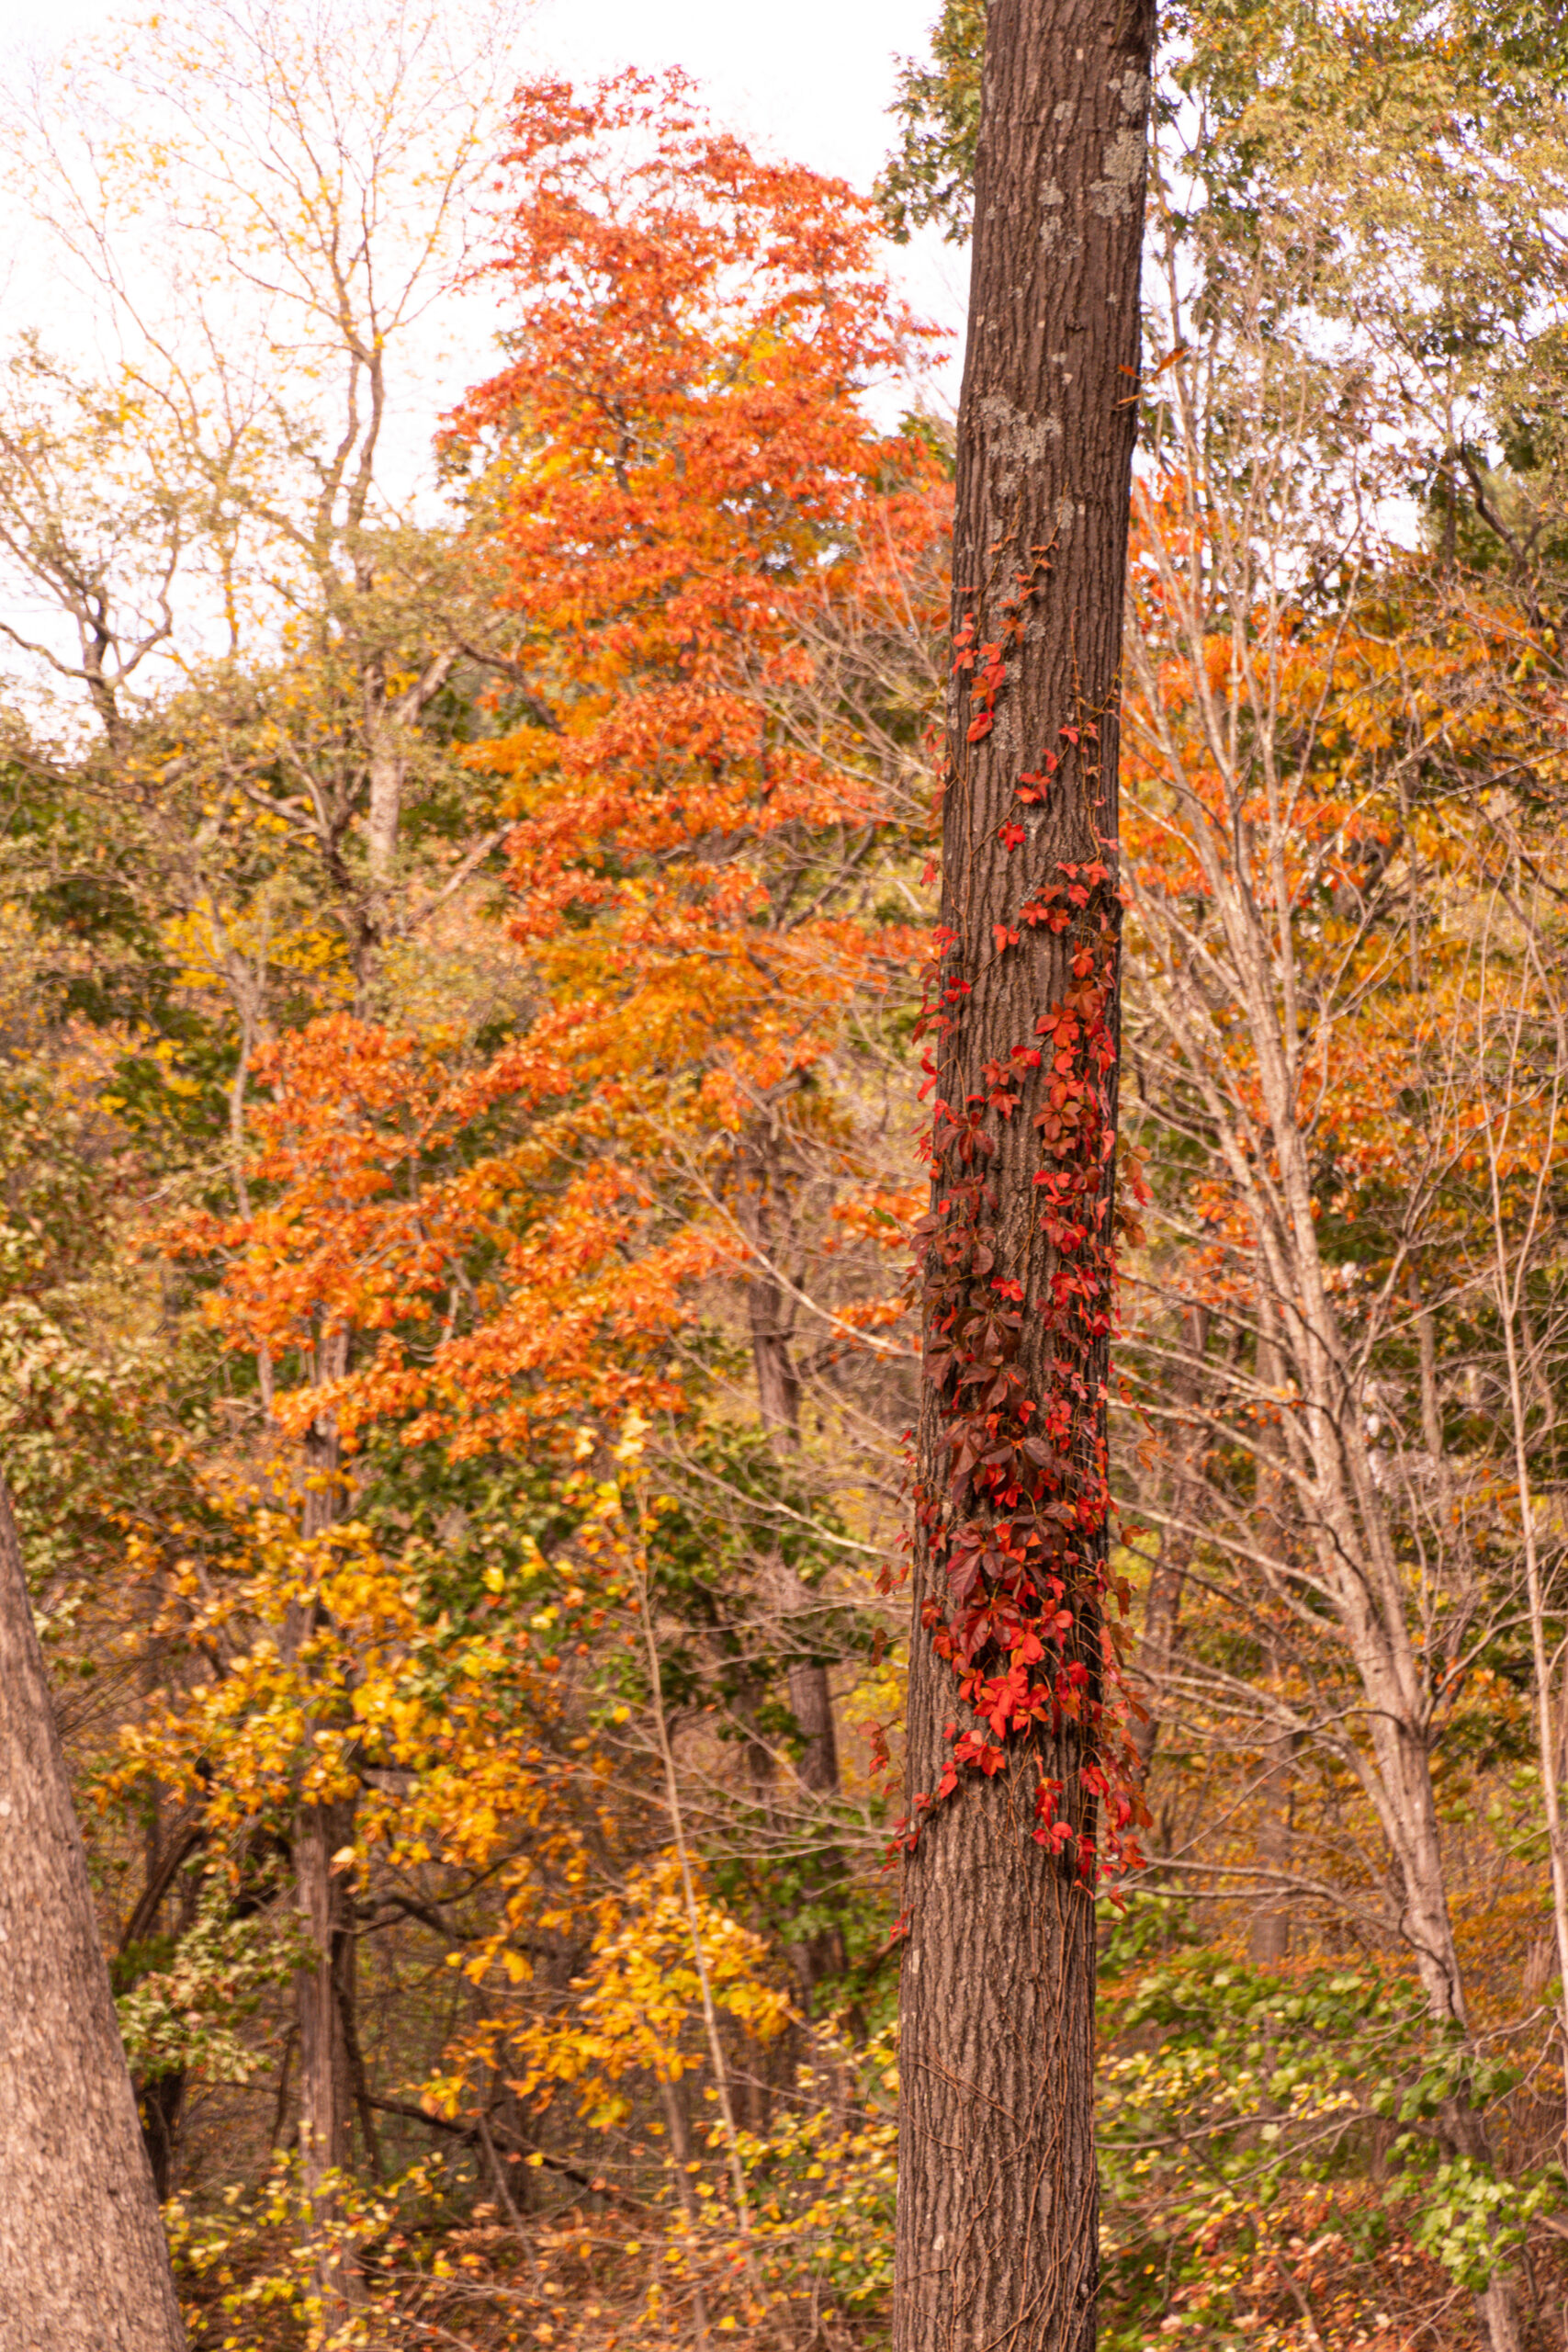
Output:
top-left (1187, 1027), bottom-right (1519, 2347)
top-left (0, 1477), bottom-right (188, 2351)
top-left (896, 5), bottom-right (1155, 2349)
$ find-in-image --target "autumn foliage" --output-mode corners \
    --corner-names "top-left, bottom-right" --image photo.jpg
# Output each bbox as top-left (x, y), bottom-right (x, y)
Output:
top-left (177, 74), bottom-right (948, 1478)
top-left (7, 10), bottom-right (1568, 2352)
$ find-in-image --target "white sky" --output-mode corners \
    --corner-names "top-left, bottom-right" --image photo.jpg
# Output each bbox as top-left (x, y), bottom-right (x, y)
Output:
top-left (536, 0), bottom-right (939, 189)
top-left (0, 0), bottom-right (967, 707)
top-left (0, 0), bottom-right (969, 352)
top-left (548, 0), bottom-right (972, 399)
top-left (1, 0), bottom-right (941, 186)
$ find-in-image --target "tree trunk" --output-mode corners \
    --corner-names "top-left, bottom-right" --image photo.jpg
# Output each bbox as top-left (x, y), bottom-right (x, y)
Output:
top-left (1247, 1330), bottom-right (1293, 1965)
top-left (366, 716), bottom-right (402, 885)
top-left (1130, 1304), bottom-right (1208, 1779)
top-left (295, 1795), bottom-right (361, 2172)
top-left (897, 4), bottom-right (1154, 2348)
top-left (1247, 1645), bottom-right (1294, 1970)
top-left (123, 1792), bottom-right (207, 2199)
top-left (1252, 1215), bottom-right (1522, 2348)
top-left (290, 1360), bottom-right (369, 2331)
top-left (747, 1255), bottom-right (841, 1801)
top-left (0, 1477), bottom-right (188, 2351)
top-left (140, 2068), bottom-right (188, 2206)
top-left (740, 1143), bottom-right (847, 1997)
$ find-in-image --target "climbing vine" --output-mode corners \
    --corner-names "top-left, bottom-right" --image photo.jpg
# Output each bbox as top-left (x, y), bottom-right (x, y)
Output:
top-left (905, 572), bottom-right (1149, 1883)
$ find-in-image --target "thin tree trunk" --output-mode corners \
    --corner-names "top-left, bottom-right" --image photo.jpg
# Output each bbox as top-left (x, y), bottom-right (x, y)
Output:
top-left (741, 1145), bottom-right (840, 1794)
top-left (289, 1343), bottom-right (369, 2330)
top-left (342, 1930), bottom-right (388, 2183)
top-left (295, 1797), bottom-right (360, 2184)
top-left (1247, 1318), bottom-right (1293, 1964)
top-left (0, 1476), bottom-right (188, 2351)
top-left (748, 1262), bottom-right (841, 1797)
top-left (1130, 1304), bottom-right (1208, 1778)
top-left (139, 2066), bottom-right (188, 2205)
top-left (739, 1139), bottom-right (846, 1997)
top-left (1255, 1204), bottom-right (1520, 2349)
top-left (1248, 1639), bottom-right (1294, 1969)
top-left (659, 2081), bottom-right (711, 2348)
top-left (124, 1773), bottom-right (206, 2198)
top-left (897, 4), bottom-right (1154, 2347)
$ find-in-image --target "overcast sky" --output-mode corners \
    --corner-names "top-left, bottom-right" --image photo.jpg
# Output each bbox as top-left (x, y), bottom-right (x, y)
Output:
top-left (530, 0), bottom-right (940, 188)
top-left (0, 0), bottom-right (969, 372)
top-left (1, 0), bottom-right (941, 187)
top-left (530, 0), bottom-right (970, 364)
top-left (0, 0), bottom-right (966, 693)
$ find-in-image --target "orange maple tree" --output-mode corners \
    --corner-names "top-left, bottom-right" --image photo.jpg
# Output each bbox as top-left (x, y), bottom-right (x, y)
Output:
top-left (141, 99), bottom-right (954, 2318)
top-left (184, 72), bottom-right (950, 1464)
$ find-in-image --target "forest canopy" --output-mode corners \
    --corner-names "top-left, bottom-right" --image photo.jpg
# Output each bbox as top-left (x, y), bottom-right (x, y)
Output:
top-left (4, 2), bottom-right (1568, 2347)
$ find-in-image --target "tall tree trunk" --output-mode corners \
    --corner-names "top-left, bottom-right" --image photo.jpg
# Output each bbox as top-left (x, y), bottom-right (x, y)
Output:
top-left (0, 1477), bottom-right (188, 2351)
top-left (122, 1780), bottom-right (207, 2199)
top-left (897, 5), bottom-right (1154, 2349)
top-left (289, 1349), bottom-right (369, 2332)
top-left (1254, 1233), bottom-right (1521, 2350)
top-left (747, 1254), bottom-right (841, 1800)
top-left (1130, 1304), bottom-right (1208, 1779)
top-left (739, 1135), bottom-right (846, 1996)
top-left (1247, 1318), bottom-right (1293, 1965)
top-left (295, 1789), bottom-right (358, 2187)
top-left (1247, 1639), bottom-right (1294, 1969)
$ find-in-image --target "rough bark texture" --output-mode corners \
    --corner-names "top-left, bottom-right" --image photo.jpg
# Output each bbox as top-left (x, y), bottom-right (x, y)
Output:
top-left (896, 4), bottom-right (1154, 2349)
top-left (0, 1477), bottom-right (188, 2351)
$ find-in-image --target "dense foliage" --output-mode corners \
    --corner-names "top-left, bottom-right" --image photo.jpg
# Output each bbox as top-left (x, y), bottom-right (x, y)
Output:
top-left (6, 3), bottom-right (1568, 2347)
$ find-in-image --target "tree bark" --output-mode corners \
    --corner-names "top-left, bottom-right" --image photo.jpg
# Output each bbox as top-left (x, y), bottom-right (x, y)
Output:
top-left (1129, 1304), bottom-right (1207, 1779)
top-left (746, 1251), bottom-right (841, 1801)
top-left (897, 5), bottom-right (1154, 2350)
top-left (289, 1356), bottom-right (370, 2330)
top-left (1247, 1322), bottom-right (1293, 1965)
top-left (295, 1797), bottom-right (360, 2187)
top-left (1247, 1642), bottom-right (1294, 1969)
top-left (0, 1476), bottom-right (188, 2351)
top-left (739, 1138), bottom-right (848, 1997)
